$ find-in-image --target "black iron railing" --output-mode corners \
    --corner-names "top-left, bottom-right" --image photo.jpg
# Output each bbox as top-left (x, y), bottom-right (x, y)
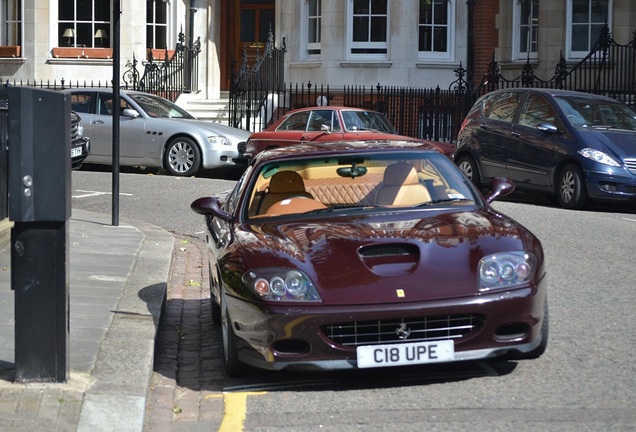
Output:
top-left (0, 27), bottom-right (200, 103)
top-left (229, 31), bottom-right (286, 131)
top-left (229, 25), bottom-right (635, 144)
top-left (123, 27), bottom-right (201, 102)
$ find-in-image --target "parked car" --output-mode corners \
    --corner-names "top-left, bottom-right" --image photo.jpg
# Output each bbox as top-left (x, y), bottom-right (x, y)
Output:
top-left (191, 140), bottom-right (547, 376)
top-left (70, 110), bottom-right (90, 170)
top-left (454, 88), bottom-right (636, 209)
top-left (243, 106), bottom-right (455, 159)
top-left (61, 89), bottom-right (251, 176)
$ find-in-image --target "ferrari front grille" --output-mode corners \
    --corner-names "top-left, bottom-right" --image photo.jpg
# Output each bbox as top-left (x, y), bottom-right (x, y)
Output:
top-left (322, 315), bottom-right (481, 347)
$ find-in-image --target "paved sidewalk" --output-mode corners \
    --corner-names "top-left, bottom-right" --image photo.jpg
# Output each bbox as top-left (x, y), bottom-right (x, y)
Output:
top-left (0, 209), bottom-right (174, 431)
top-left (143, 236), bottom-right (226, 431)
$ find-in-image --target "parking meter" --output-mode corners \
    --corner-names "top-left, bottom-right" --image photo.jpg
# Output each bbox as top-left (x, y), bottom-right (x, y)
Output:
top-left (7, 87), bottom-right (71, 383)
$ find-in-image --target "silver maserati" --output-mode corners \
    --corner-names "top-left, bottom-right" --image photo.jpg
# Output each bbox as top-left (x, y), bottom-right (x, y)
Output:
top-left (62, 89), bottom-right (251, 176)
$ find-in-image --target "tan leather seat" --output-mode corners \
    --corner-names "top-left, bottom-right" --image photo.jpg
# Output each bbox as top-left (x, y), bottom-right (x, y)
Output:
top-left (259, 171), bottom-right (314, 213)
top-left (375, 163), bottom-right (431, 206)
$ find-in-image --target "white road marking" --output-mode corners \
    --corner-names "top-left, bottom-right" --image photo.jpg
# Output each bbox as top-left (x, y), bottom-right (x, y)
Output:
top-left (73, 189), bottom-right (133, 199)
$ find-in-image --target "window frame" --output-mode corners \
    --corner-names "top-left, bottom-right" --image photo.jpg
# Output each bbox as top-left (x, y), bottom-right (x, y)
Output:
top-left (302, 0), bottom-right (322, 58)
top-left (1, 0), bottom-right (22, 47)
top-left (566, 0), bottom-right (612, 59)
top-left (57, 0), bottom-right (111, 48)
top-left (146, 0), bottom-right (173, 50)
top-left (418, 0), bottom-right (455, 62)
top-left (512, 0), bottom-right (539, 61)
top-left (346, 0), bottom-right (389, 60)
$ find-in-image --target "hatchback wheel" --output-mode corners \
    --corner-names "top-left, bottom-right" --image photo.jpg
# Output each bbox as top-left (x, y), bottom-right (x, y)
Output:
top-left (557, 164), bottom-right (587, 209)
top-left (165, 137), bottom-right (201, 176)
top-left (456, 155), bottom-right (481, 187)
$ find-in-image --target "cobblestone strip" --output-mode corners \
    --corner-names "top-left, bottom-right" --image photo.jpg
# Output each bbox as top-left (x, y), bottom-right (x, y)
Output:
top-left (144, 236), bottom-right (224, 432)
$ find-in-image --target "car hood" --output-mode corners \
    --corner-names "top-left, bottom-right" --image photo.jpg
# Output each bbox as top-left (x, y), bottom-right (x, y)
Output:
top-left (578, 128), bottom-right (636, 159)
top-left (234, 209), bottom-right (540, 306)
top-left (175, 119), bottom-right (252, 143)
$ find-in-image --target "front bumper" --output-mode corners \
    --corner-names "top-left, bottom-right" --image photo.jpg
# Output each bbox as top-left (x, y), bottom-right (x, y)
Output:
top-left (71, 137), bottom-right (90, 170)
top-left (225, 278), bottom-right (547, 372)
top-left (200, 145), bottom-right (240, 169)
top-left (585, 169), bottom-right (636, 203)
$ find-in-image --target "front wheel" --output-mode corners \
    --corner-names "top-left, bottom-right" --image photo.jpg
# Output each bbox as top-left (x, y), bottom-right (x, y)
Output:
top-left (164, 137), bottom-right (201, 176)
top-left (557, 164), bottom-right (587, 209)
top-left (221, 301), bottom-right (248, 377)
top-left (456, 155), bottom-right (481, 187)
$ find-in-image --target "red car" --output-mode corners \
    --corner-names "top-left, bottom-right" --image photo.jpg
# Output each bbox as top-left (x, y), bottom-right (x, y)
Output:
top-left (244, 106), bottom-right (455, 159)
top-left (191, 140), bottom-right (547, 376)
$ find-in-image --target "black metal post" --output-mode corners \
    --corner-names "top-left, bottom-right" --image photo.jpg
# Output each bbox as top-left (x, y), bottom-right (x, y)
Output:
top-left (112, 0), bottom-right (121, 226)
top-left (12, 222), bottom-right (69, 382)
top-left (466, 0), bottom-right (476, 91)
top-left (7, 87), bottom-right (71, 383)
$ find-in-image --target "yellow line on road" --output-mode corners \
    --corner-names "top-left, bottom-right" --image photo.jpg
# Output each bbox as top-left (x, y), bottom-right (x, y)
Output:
top-left (209, 391), bottom-right (267, 432)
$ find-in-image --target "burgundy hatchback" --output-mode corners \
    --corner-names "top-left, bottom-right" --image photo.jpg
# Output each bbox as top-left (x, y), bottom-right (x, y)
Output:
top-left (244, 106), bottom-right (455, 159)
top-left (191, 140), bottom-right (547, 376)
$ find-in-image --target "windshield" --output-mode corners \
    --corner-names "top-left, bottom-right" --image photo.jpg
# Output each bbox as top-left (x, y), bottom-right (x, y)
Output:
top-left (555, 96), bottom-right (636, 131)
top-left (245, 151), bottom-right (477, 219)
top-left (341, 111), bottom-right (397, 133)
top-left (128, 93), bottom-right (196, 119)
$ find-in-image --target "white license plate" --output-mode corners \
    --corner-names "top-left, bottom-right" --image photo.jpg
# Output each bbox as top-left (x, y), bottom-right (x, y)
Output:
top-left (356, 340), bottom-right (454, 369)
top-left (71, 147), bottom-right (83, 158)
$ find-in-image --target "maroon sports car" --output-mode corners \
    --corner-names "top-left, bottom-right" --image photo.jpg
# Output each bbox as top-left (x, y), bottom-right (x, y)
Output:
top-left (244, 106), bottom-right (455, 159)
top-left (191, 140), bottom-right (547, 376)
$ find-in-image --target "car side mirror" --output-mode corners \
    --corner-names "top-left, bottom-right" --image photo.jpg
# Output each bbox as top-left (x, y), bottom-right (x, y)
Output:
top-left (321, 123), bottom-right (332, 133)
top-left (122, 108), bottom-right (140, 119)
top-left (191, 197), bottom-right (232, 222)
top-left (537, 123), bottom-right (558, 134)
top-left (483, 177), bottom-right (515, 204)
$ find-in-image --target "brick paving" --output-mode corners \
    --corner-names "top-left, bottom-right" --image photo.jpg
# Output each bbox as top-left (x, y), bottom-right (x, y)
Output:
top-left (143, 236), bottom-right (226, 432)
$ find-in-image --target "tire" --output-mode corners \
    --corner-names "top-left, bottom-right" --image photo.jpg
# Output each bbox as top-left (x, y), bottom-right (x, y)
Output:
top-left (164, 137), bottom-right (201, 176)
top-left (221, 300), bottom-right (248, 377)
top-left (210, 268), bottom-right (221, 325)
top-left (456, 155), bottom-right (481, 187)
top-left (557, 164), bottom-right (587, 209)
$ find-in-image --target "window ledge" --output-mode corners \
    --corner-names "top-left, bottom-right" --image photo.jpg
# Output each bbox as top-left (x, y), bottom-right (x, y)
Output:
top-left (339, 61), bottom-right (392, 68)
top-left (0, 57), bottom-right (26, 65)
top-left (290, 61), bottom-right (322, 69)
top-left (47, 58), bottom-right (113, 66)
top-left (416, 62), bottom-right (460, 69)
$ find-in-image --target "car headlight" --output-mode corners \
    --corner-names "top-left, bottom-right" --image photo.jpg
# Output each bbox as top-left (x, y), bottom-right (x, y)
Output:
top-left (578, 148), bottom-right (620, 167)
top-left (243, 268), bottom-right (322, 302)
top-left (208, 136), bottom-right (232, 146)
top-left (77, 122), bottom-right (84, 137)
top-left (478, 252), bottom-right (536, 292)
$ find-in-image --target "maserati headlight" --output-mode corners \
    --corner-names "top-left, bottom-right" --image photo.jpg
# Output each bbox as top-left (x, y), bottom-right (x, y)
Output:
top-left (208, 136), bottom-right (232, 146)
top-left (243, 268), bottom-right (321, 302)
top-left (478, 252), bottom-right (535, 292)
top-left (578, 148), bottom-right (620, 167)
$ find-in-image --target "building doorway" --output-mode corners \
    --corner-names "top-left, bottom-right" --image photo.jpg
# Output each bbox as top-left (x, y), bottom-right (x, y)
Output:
top-left (221, 0), bottom-right (275, 91)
